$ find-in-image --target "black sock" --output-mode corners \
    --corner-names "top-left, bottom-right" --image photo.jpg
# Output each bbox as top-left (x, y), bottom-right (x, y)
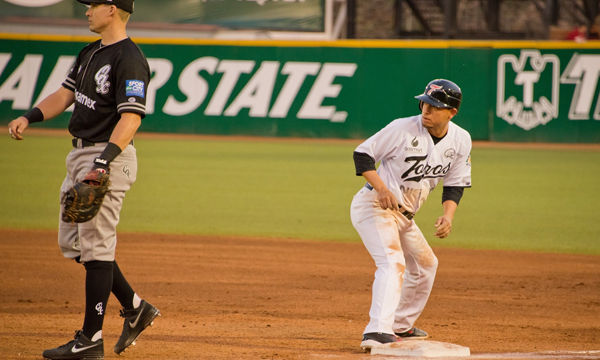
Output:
top-left (112, 260), bottom-right (135, 310)
top-left (82, 261), bottom-right (113, 340)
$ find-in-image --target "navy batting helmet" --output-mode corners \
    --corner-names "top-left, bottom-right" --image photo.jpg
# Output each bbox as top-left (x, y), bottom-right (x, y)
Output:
top-left (415, 79), bottom-right (462, 111)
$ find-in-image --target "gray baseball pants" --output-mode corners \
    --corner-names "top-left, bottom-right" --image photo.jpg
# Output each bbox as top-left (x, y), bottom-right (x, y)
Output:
top-left (58, 140), bottom-right (137, 262)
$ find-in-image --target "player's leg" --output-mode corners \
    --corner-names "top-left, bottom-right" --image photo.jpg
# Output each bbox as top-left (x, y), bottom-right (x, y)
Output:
top-left (44, 259), bottom-right (115, 359)
top-left (82, 261), bottom-right (113, 340)
top-left (45, 149), bottom-right (106, 360)
top-left (94, 144), bottom-right (160, 354)
top-left (112, 259), bottom-right (160, 354)
top-left (70, 147), bottom-right (116, 342)
top-left (58, 149), bottom-right (86, 260)
top-left (392, 222), bottom-right (438, 338)
top-left (58, 175), bottom-right (80, 259)
top-left (111, 260), bottom-right (135, 308)
top-left (351, 188), bottom-right (409, 340)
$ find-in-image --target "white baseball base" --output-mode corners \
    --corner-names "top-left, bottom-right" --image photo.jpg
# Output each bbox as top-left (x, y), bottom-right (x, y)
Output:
top-left (369, 340), bottom-right (470, 357)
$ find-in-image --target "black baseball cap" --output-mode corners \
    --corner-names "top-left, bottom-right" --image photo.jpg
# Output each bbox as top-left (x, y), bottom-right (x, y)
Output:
top-left (77, 0), bottom-right (134, 14)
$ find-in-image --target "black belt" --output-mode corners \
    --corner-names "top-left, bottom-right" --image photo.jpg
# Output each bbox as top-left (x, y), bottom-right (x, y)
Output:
top-left (364, 183), bottom-right (415, 220)
top-left (72, 138), bottom-right (133, 148)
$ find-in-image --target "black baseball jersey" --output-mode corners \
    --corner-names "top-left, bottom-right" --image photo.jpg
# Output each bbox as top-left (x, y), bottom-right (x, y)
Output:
top-left (62, 38), bottom-right (150, 143)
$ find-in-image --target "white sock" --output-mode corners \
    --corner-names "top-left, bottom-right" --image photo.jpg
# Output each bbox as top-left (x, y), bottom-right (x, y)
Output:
top-left (91, 330), bottom-right (102, 342)
top-left (133, 294), bottom-right (142, 309)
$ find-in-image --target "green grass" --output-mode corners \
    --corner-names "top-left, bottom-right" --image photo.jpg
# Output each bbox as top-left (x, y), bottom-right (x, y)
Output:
top-left (1, 133), bottom-right (599, 255)
top-left (421, 148), bottom-right (600, 254)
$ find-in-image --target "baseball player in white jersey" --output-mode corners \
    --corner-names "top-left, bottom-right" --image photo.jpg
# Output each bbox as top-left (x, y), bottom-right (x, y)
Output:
top-left (351, 79), bottom-right (472, 350)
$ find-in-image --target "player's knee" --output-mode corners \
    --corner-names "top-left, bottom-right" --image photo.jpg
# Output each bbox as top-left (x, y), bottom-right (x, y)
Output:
top-left (83, 260), bottom-right (114, 271)
top-left (419, 251), bottom-right (438, 271)
top-left (374, 253), bottom-right (405, 273)
top-left (430, 254), bottom-right (439, 270)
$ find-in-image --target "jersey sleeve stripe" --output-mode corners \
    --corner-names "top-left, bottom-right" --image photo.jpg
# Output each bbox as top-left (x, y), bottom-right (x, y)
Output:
top-left (117, 102), bottom-right (145, 110)
top-left (117, 103), bottom-right (146, 113)
top-left (62, 78), bottom-right (76, 91)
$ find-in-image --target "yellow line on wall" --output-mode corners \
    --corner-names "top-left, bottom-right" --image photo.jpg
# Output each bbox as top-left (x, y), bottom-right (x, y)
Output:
top-left (1, 32), bottom-right (600, 49)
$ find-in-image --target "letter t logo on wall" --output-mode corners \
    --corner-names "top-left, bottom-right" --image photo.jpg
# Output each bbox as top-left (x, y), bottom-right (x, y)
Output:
top-left (514, 72), bottom-right (540, 108)
top-left (496, 49), bottom-right (560, 130)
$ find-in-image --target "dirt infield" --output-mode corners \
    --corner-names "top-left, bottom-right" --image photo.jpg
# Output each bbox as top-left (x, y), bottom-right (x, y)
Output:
top-left (1, 229), bottom-right (599, 360)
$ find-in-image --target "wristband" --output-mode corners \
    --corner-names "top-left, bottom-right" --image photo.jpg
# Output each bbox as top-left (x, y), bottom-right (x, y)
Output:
top-left (23, 107), bottom-right (44, 124)
top-left (92, 142), bottom-right (122, 171)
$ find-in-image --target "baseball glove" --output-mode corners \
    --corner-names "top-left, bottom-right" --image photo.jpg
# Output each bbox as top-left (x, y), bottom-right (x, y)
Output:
top-left (61, 170), bottom-right (111, 224)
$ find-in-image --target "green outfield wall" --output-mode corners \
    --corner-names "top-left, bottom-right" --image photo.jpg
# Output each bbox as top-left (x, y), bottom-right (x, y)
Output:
top-left (1, 35), bottom-right (599, 142)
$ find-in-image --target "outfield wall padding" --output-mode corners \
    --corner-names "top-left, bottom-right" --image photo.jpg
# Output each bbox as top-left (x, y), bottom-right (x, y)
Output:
top-left (1, 36), bottom-right (599, 142)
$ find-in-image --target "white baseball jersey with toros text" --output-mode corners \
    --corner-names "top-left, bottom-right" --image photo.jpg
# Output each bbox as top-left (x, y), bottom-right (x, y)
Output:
top-left (355, 115), bottom-right (472, 214)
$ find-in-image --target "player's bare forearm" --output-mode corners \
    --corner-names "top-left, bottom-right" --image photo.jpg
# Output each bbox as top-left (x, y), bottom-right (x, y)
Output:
top-left (362, 170), bottom-right (386, 192)
top-left (442, 200), bottom-right (457, 221)
top-left (36, 87), bottom-right (76, 120)
top-left (434, 200), bottom-right (458, 238)
top-left (109, 112), bottom-right (141, 150)
top-left (362, 170), bottom-right (400, 211)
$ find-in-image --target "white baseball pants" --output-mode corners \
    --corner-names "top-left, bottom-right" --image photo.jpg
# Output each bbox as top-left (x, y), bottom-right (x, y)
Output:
top-left (351, 186), bottom-right (438, 335)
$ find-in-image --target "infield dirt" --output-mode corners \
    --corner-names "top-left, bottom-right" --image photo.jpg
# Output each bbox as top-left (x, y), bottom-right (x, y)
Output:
top-left (1, 229), bottom-right (599, 360)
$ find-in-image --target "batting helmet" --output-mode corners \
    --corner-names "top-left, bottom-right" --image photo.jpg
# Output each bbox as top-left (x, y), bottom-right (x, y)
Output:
top-left (415, 79), bottom-right (462, 111)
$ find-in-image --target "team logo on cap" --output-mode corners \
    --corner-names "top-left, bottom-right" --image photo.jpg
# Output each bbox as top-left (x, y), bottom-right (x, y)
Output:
top-left (427, 84), bottom-right (442, 96)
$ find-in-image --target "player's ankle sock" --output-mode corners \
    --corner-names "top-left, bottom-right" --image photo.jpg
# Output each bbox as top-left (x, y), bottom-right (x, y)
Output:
top-left (133, 293), bottom-right (142, 309)
top-left (90, 330), bottom-right (103, 342)
top-left (82, 261), bottom-right (113, 340)
top-left (111, 260), bottom-right (136, 309)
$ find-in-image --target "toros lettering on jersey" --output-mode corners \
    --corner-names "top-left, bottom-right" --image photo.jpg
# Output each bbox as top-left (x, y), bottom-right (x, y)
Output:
top-left (401, 155), bottom-right (451, 182)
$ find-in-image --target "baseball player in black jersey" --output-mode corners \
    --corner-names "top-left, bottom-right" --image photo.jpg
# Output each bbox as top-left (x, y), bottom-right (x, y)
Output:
top-left (8, 1), bottom-right (159, 359)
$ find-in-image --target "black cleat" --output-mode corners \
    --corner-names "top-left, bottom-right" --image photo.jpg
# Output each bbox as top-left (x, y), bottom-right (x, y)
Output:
top-left (360, 332), bottom-right (400, 350)
top-left (114, 300), bottom-right (160, 355)
top-left (42, 330), bottom-right (104, 360)
top-left (395, 327), bottom-right (429, 340)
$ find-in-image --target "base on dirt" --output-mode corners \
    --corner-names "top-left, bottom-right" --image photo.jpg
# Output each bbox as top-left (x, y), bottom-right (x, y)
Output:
top-left (369, 340), bottom-right (470, 357)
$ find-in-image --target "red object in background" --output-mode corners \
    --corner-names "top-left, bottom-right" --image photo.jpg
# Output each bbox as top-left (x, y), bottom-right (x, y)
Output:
top-left (566, 25), bottom-right (587, 42)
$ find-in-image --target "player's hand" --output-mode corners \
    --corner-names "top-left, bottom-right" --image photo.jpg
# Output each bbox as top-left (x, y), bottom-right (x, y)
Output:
top-left (434, 215), bottom-right (453, 238)
top-left (376, 188), bottom-right (401, 212)
top-left (8, 117), bottom-right (29, 140)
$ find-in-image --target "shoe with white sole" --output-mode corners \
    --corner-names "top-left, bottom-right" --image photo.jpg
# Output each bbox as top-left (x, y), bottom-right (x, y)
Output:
top-left (114, 300), bottom-right (160, 355)
top-left (42, 330), bottom-right (103, 360)
top-left (395, 327), bottom-right (429, 340)
top-left (360, 332), bottom-right (400, 350)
